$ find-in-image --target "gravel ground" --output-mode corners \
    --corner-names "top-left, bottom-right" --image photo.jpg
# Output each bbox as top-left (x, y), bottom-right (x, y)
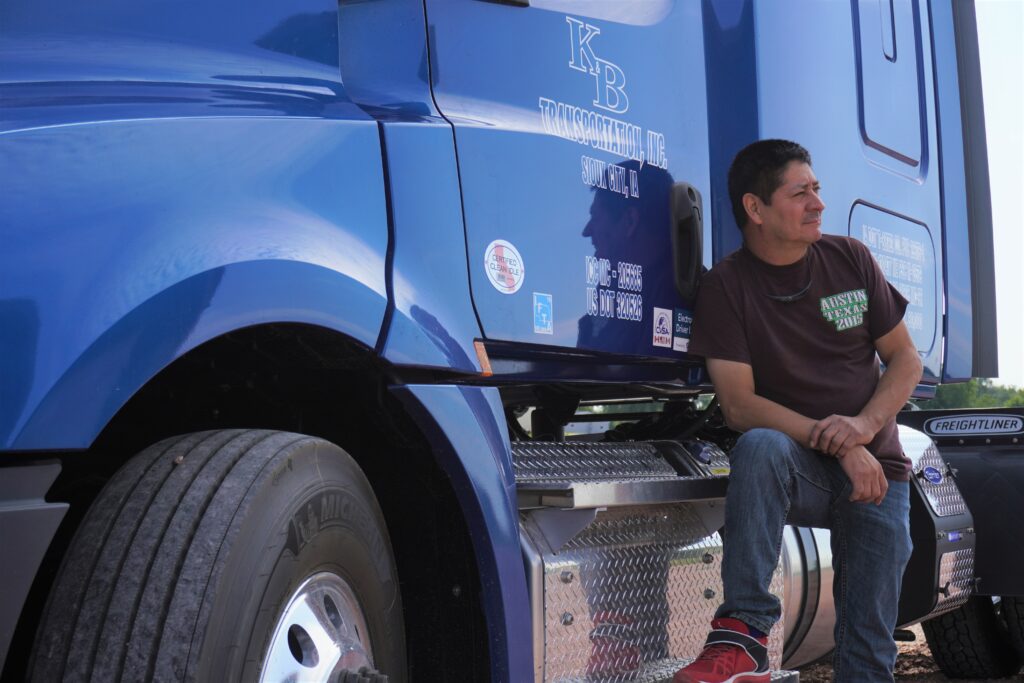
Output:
top-left (797, 624), bottom-right (1024, 682)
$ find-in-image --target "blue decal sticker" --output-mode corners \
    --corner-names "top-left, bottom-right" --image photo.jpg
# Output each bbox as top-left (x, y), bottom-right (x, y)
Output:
top-left (947, 531), bottom-right (963, 543)
top-left (673, 308), bottom-right (692, 352)
top-left (533, 292), bottom-right (553, 334)
top-left (922, 466), bottom-right (943, 485)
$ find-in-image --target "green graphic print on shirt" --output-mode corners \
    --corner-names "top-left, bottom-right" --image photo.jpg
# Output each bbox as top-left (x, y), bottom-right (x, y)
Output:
top-left (820, 288), bottom-right (868, 331)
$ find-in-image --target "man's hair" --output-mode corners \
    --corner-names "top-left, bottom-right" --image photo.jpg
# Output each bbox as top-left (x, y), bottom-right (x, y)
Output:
top-left (728, 139), bottom-right (812, 230)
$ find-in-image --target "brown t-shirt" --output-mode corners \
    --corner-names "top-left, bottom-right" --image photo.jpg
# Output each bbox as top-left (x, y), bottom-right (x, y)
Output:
top-left (689, 234), bottom-right (911, 480)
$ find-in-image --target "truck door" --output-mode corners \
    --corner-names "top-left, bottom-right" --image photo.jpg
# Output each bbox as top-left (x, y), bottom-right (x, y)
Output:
top-left (707, 0), bottom-right (950, 382)
top-left (424, 1), bottom-right (711, 361)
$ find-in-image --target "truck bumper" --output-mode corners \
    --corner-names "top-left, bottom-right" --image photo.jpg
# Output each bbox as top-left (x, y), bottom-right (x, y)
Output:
top-left (0, 461), bottom-right (67, 673)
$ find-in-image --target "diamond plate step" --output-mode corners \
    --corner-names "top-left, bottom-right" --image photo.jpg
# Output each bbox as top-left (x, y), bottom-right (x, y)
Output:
top-left (513, 441), bottom-right (680, 482)
top-left (645, 667), bottom-right (799, 683)
top-left (549, 658), bottom-right (798, 683)
top-left (513, 441), bottom-right (727, 510)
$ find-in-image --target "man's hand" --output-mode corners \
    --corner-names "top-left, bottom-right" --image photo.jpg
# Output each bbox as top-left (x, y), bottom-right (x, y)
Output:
top-left (838, 445), bottom-right (888, 505)
top-left (809, 414), bottom-right (877, 455)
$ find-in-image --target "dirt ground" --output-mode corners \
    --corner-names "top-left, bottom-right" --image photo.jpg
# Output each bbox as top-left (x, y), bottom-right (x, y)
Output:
top-left (796, 624), bottom-right (1024, 682)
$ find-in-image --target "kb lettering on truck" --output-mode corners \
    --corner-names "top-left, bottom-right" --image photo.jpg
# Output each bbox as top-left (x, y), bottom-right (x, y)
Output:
top-left (539, 16), bottom-right (670, 203)
top-left (566, 17), bottom-right (628, 114)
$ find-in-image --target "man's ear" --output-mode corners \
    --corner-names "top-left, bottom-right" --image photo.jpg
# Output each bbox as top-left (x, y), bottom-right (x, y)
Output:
top-left (743, 192), bottom-right (762, 226)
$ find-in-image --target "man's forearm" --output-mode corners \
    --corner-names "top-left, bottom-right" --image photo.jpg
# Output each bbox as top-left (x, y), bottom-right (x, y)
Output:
top-left (858, 346), bottom-right (924, 434)
top-left (719, 392), bottom-right (818, 448)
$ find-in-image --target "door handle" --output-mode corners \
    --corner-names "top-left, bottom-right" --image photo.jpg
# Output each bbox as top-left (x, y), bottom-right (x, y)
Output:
top-left (670, 182), bottom-right (703, 302)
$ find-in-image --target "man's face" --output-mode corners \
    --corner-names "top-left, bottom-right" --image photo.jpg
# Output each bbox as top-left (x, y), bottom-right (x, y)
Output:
top-left (753, 161), bottom-right (825, 247)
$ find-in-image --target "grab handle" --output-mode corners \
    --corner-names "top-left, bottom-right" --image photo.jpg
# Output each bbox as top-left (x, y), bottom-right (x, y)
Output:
top-left (670, 182), bottom-right (703, 302)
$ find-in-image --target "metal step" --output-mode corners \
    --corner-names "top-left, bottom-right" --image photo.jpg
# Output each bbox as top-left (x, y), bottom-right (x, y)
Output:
top-left (553, 658), bottom-right (799, 682)
top-left (513, 441), bottom-right (797, 683)
top-left (647, 668), bottom-right (800, 683)
top-left (512, 441), bottom-right (728, 510)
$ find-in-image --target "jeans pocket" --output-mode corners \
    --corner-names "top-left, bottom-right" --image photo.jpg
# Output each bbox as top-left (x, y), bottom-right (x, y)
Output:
top-left (788, 470), bottom-right (834, 528)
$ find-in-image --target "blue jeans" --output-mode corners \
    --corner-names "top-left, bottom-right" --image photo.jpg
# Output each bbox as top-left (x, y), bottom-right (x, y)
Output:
top-left (716, 428), bottom-right (912, 682)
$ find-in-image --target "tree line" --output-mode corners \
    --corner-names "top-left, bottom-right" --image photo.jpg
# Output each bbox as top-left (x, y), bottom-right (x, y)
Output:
top-left (921, 378), bottom-right (1024, 409)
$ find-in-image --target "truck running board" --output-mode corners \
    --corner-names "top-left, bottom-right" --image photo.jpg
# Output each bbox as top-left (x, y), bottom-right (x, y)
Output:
top-left (514, 440), bottom-right (728, 509)
top-left (512, 440), bottom-right (799, 683)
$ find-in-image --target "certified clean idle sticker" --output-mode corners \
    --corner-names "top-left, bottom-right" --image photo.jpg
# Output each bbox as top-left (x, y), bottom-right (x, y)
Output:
top-left (484, 240), bottom-right (525, 294)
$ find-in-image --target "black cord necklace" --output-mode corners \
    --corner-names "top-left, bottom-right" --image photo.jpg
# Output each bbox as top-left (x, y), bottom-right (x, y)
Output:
top-left (764, 278), bottom-right (813, 303)
top-left (749, 247), bottom-right (814, 303)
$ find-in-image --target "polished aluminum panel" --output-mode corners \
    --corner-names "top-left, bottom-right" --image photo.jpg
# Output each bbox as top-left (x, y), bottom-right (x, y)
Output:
top-left (899, 425), bottom-right (969, 517)
top-left (935, 548), bottom-right (975, 615)
top-left (528, 504), bottom-right (785, 682)
top-left (517, 478), bottom-right (728, 510)
top-left (512, 442), bottom-right (678, 483)
top-left (914, 442), bottom-right (969, 517)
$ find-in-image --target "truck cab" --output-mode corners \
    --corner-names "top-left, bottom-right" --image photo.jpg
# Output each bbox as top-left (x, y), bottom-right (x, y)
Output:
top-left (0, 1), bottom-right (1017, 681)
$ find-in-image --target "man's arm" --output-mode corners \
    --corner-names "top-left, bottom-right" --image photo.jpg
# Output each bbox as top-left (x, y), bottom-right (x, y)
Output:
top-left (704, 357), bottom-right (816, 442)
top-left (706, 357), bottom-right (891, 504)
top-left (809, 321), bottom-right (924, 455)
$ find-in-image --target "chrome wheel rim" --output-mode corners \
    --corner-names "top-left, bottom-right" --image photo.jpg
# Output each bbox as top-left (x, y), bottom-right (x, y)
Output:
top-left (260, 571), bottom-right (373, 682)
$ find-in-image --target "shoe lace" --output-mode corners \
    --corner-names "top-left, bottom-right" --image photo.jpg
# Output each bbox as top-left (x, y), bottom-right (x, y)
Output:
top-left (694, 643), bottom-right (745, 674)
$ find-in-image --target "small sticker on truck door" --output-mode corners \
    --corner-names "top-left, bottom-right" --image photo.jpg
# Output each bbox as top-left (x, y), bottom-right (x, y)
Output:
top-left (653, 307), bottom-right (672, 348)
top-left (484, 240), bottom-right (525, 294)
top-left (533, 293), bottom-right (554, 334)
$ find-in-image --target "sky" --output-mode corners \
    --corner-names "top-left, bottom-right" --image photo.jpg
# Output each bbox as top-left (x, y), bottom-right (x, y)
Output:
top-left (977, 0), bottom-right (1024, 388)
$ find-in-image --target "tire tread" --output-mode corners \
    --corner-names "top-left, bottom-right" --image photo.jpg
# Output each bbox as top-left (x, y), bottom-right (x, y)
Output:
top-left (921, 597), bottom-right (1021, 679)
top-left (28, 435), bottom-right (181, 683)
top-left (1003, 596), bottom-right (1024, 661)
top-left (29, 429), bottom-right (313, 683)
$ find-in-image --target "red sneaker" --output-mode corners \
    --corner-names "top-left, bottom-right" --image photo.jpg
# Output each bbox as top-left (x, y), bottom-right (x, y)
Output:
top-left (673, 618), bottom-right (769, 683)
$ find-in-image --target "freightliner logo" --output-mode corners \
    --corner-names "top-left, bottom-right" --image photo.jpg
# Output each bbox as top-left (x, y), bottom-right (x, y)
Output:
top-left (923, 414), bottom-right (1024, 436)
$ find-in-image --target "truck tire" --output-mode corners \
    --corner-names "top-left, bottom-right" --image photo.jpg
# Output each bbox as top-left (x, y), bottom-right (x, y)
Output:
top-left (1004, 596), bottom-right (1024, 660)
top-left (28, 429), bottom-right (405, 683)
top-left (921, 596), bottom-right (1020, 679)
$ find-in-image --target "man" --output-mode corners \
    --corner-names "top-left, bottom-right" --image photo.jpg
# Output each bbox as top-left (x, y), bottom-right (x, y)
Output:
top-left (674, 139), bottom-right (923, 683)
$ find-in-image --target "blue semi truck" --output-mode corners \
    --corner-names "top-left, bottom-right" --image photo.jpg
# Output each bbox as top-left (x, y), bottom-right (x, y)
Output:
top-left (2, 1), bottom-right (1021, 681)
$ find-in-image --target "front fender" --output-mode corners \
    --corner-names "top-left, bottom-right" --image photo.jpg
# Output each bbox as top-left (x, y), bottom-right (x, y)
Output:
top-left (0, 115), bottom-right (389, 450)
top-left (5, 261), bottom-right (387, 451)
top-left (392, 385), bottom-right (531, 683)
